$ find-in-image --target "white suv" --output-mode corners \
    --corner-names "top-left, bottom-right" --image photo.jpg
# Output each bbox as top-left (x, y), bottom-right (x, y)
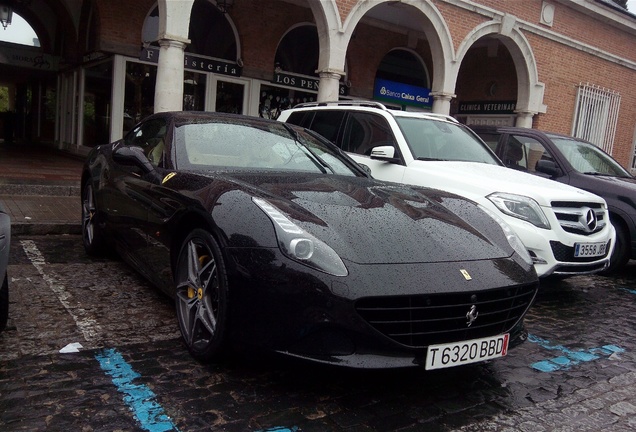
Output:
top-left (278, 101), bottom-right (616, 278)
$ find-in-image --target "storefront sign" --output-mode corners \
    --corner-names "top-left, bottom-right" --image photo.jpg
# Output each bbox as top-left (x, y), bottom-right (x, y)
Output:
top-left (0, 46), bottom-right (59, 71)
top-left (373, 78), bottom-right (432, 108)
top-left (273, 72), bottom-right (348, 96)
top-left (83, 51), bottom-right (110, 63)
top-left (458, 101), bottom-right (517, 114)
top-left (140, 46), bottom-right (242, 77)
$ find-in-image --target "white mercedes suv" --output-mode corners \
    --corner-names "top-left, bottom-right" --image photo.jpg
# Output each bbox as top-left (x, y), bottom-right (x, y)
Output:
top-left (278, 101), bottom-right (616, 278)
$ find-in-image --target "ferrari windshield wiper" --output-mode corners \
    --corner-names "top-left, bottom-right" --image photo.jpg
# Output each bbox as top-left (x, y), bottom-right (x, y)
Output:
top-left (282, 123), bottom-right (331, 174)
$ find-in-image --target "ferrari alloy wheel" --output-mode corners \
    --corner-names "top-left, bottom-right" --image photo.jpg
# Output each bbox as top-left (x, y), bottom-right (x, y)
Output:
top-left (175, 229), bottom-right (228, 361)
top-left (81, 181), bottom-right (107, 256)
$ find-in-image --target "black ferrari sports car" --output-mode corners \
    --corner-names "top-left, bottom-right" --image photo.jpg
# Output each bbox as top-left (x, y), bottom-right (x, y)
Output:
top-left (81, 111), bottom-right (538, 369)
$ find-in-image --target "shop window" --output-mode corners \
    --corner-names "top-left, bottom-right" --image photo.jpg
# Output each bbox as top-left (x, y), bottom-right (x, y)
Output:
top-left (124, 62), bottom-right (157, 135)
top-left (216, 81), bottom-right (243, 114)
top-left (183, 72), bottom-right (206, 111)
top-left (84, 61), bottom-right (113, 146)
top-left (259, 84), bottom-right (315, 120)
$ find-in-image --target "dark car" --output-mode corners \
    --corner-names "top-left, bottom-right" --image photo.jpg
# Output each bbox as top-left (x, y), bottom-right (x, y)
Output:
top-left (0, 203), bottom-right (10, 332)
top-left (472, 125), bottom-right (635, 273)
top-left (81, 111), bottom-right (538, 369)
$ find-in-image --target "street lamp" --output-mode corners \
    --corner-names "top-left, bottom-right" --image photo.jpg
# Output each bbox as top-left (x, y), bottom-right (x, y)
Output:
top-left (216, 0), bottom-right (234, 14)
top-left (0, 5), bottom-right (13, 30)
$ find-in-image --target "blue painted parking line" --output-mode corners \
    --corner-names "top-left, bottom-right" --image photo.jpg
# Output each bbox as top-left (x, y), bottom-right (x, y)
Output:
top-left (619, 287), bottom-right (636, 295)
top-left (95, 348), bottom-right (180, 432)
top-left (527, 334), bottom-right (625, 372)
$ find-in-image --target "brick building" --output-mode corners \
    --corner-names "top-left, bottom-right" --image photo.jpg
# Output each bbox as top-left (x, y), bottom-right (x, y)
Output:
top-left (1, 0), bottom-right (635, 171)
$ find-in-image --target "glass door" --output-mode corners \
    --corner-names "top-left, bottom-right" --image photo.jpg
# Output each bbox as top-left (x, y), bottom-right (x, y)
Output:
top-left (208, 77), bottom-right (249, 114)
top-left (183, 71), bottom-right (206, 111)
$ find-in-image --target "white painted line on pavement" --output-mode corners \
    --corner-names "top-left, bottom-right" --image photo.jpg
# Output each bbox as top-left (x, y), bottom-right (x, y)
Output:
top-left (20, 239), bottom-right (102, 342)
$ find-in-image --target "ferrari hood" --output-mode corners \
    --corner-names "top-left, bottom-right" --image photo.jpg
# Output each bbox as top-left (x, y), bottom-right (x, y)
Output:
top-left (232, 173), bottom-right (514, 265)
top-left (404, 161), bottom-right (606, 207)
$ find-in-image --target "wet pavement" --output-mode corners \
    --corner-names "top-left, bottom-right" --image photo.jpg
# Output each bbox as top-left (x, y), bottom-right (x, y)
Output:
top-left (1, 234), bottom-right (635, 432)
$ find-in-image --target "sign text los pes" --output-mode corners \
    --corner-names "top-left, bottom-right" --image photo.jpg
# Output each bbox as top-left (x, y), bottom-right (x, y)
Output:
top-left (274, 72), bottom-right (347, 95)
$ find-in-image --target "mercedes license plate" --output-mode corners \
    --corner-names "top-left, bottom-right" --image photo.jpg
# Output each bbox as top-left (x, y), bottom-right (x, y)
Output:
top-left (425, 334), bottom-right (509, 370)
top-left (574, 241), bottom-right (606, 258)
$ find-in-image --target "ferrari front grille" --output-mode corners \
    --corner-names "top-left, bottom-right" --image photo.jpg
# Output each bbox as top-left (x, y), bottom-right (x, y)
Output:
top-left (355, 284), bottom-right (537, 348)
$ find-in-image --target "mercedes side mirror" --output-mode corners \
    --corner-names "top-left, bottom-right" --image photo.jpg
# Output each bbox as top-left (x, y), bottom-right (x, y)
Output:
top-left (369, 145), bottom-right (400, 163)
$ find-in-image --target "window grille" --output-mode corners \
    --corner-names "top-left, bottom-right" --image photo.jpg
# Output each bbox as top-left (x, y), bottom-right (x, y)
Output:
top-left (632, 129), bottom-right (636, 174)
top-left (571, 83), bottom-right (620, 154)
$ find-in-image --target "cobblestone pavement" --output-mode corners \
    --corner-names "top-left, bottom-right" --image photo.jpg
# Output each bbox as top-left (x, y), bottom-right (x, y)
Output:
top-left (1, 234), bottom-right (635, 432)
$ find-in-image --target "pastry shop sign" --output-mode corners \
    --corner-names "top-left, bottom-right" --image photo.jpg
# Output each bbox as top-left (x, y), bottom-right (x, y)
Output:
top-left (140, 46), bottom-right (241, 77)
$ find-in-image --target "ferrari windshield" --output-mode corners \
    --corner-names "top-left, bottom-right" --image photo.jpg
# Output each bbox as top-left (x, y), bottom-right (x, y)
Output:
top-left (174, 120), bottom-right (359, 176)
top-left (549, 135), bottom-right (632, 178)
top-left (395, 117), bottom-right (501, 164)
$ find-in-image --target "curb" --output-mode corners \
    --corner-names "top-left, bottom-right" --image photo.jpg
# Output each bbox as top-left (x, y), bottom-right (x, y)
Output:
top-left (0, 184), bottom-right (80, 197)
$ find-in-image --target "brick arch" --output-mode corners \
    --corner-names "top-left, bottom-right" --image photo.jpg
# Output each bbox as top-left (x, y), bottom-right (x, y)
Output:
top-left (340, 0), bottom-right (455, 95)
top-left (455, 20), bottom-right (547, 124)
top-left (151, 0), bottom-right (242, 62)
top-left (9, 0), bottom-right (77, 56)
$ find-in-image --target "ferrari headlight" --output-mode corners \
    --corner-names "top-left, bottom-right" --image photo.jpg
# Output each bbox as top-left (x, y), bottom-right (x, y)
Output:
top-left (253, 198), bottom-right (348, 276)
top-left (487, 193), bottom-right (550, 229)
top-left (479, 204), bottom-right (533, 266)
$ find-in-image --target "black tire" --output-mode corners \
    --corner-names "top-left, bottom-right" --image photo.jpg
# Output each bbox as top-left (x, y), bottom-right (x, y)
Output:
top-left (81, 180), bottom-right (108, 256)
top-left (601, 222), bottom-right (631, 275)
top-left (0, 272), bottom-right (8, 332)
top-left (174, 229), bottom-right (229, 362)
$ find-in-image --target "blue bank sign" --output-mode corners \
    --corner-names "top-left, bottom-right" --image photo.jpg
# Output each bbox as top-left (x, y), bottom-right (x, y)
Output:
top-left (373, 78), bottom-right (432, 109)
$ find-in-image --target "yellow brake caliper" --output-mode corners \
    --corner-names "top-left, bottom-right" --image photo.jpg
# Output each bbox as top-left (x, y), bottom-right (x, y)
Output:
top-left (187, 255), bottom-right (209, 300)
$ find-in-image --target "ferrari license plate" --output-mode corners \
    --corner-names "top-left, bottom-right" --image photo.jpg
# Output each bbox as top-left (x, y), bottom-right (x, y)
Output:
top-left (425, 334), bottom-right (509, 370)
top-left (574, 241), bottom-right (606, 257)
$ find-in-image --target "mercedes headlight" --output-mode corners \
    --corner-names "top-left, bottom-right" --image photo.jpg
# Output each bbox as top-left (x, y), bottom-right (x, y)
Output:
top-left (479, 204), bottom-right (533, 266)
top-left (487, 193), bottom-right (550, 229)
top-left (253, 197), bottom-right (348, 276)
